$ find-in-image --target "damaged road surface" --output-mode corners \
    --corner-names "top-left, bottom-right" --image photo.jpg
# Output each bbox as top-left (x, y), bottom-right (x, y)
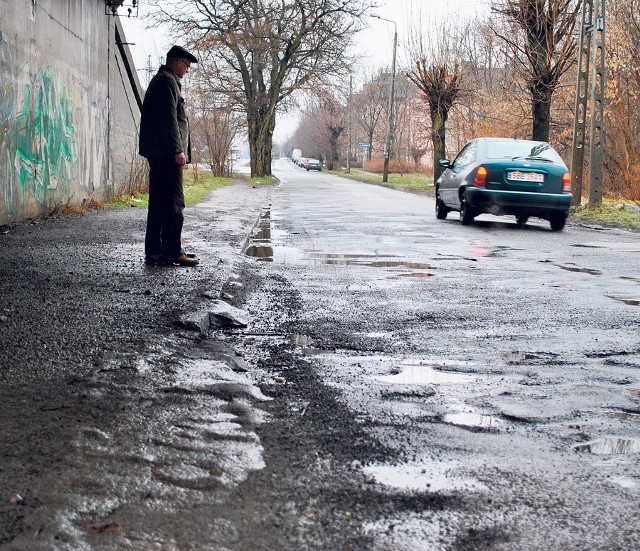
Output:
top-left (1, 162), bottom-right (639, 550)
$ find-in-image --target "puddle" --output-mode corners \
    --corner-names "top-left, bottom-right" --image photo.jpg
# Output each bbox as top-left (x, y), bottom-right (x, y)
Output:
top-left (243, 210), bottom-right (431, 271)
top-left (605, 411), bottom-right (640, 421)
top-left (557, 264), bottom-right (601, 276)
top-left (288, 334), bottom-right (313, 346)
top-left (363, 460), bottom-right (486, 493)
top-left (573, 437), bottom-right (640, 455)
top-left (443, 412), bottom-right (503, 430)
top-left (607, 296), bottom-right (640, 306)
top-left (389, 272), bottom-right (434, 279)
top-left (245, 245), bottom-right (433, 270)
top-left (501, 351), bottom-right (542, 362)
top-left (374, 363), bottom-right (475, 385)
top-left (287, 334), bottom-right (324, 355)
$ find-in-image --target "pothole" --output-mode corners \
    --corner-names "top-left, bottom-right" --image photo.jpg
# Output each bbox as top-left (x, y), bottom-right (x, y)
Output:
top-left (557, 264), bottom-right (601, 276)
top-left (501, 351), bottom-right (542, 362)
top-left (374, 363), bottom-right (476, 385)
top-left (607, 296), bottom-right (640, 306)
top-left (243, 209), bottom-right (431, 271)
top-left (604, 411), bottom-right (640, 421)
top-left (363, 459), bottom-right (486, 493)
top-left (442, 412), bottom-right (503, 431)
top-left (573, 437), bottom-right (640, 455)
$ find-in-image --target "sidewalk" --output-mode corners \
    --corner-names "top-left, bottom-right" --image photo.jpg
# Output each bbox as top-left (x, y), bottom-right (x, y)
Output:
top-left (0, 181), bottom-right (272, 548)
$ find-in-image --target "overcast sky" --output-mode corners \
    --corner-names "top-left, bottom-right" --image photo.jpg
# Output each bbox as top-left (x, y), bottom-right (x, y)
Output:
top-left (120, 0), bottom-right (487, 141)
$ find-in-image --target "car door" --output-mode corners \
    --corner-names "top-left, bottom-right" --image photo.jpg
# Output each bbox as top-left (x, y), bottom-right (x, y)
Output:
top-left (439, 142), bottom-right (477, 207)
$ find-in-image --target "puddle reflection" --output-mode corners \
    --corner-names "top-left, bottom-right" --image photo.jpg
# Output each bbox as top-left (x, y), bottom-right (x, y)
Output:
top-left (557, 264), bottom-right (602, 276)
top-left (501, 351), bottom-right (542, 362)
top-left (443, 412), bottom-right (503, 430)
top-left (363, 460), bottom-right (486, 493)
top-left (607, 296), bottom-right (640, 306)
top-left (244, 209), bottom-right (431, 271)
top-left (375, 364), bottom-right (475, 385)
top-left (605, 411), bottom-right (640, 421)
top-left (573, 437), bottom-right (640, 455)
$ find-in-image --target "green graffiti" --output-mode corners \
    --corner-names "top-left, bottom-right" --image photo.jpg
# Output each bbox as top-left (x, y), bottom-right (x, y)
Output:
top-left (13, 68), bottom-right (78, 200)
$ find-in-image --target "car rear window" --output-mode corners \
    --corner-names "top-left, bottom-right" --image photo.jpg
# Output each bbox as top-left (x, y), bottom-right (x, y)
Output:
top-left (485, 141), bottom-right (563, 163)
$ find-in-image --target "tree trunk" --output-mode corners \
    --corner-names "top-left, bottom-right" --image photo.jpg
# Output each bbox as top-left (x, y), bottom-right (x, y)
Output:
top-left (432, 111), bottom-right (447, 182)
top-left (367, 130), bottom-right (374, 160)
top-left (248, 108), bottom-right (274, 178)
top-left (531, 85), bottom-right (552, 142)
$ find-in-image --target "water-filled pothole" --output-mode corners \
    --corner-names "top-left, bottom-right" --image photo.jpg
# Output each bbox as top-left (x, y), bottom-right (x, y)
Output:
top-left (573, 437), bottom-right (640, 455)
top-left (374, 364), bottom-right (475, 385)
top-left (443, 412), bottom-right (503, 431)
top-left (363, 459), bottom-right (486, 492)
top-left (605, 411), bottom-right (640, 421)
top-left (558, 264), bottom-right (601, 276)
top-left (607, 296), bottom-right (640, 306)
top-left (501, 351), bottom-right (542, 362)
top-left (244, 209), bottom-right (431, 271)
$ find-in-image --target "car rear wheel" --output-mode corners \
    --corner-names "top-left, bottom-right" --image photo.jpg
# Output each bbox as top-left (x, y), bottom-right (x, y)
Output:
top-left (516, 215), bottom-right (529, 226)
top-left (549, 213), bottom-right (567, 231)
top-left (459, 191), bottom-right (475, 225)
top-left (435, 190), bottom-right (449, 220)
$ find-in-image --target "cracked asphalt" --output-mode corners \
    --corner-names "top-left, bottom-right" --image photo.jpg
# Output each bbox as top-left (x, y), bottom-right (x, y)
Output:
top-left (1, 162), bottom-right (639, 550)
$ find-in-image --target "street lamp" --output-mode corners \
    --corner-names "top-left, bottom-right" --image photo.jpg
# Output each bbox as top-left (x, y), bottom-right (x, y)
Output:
top-left (371, 14), bottom-right (397, 183)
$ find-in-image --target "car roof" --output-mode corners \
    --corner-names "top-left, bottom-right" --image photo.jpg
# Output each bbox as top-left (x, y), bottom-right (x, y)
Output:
top-left (474, 137), bottom-right (550, 146)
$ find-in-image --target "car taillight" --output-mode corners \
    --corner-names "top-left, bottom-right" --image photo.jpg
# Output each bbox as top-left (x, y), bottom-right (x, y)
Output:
top-left (473, 166), bottom-right (487, 187)
top-left (562, 172), bottom-right (571, 193)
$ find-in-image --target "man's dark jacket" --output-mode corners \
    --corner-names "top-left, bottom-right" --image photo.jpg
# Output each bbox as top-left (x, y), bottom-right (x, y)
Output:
top-left (139, 65), bottom-right (191, 161)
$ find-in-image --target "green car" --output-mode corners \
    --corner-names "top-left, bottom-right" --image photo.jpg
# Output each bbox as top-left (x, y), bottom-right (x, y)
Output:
top-left (435, 138), bottom-right (572, 231)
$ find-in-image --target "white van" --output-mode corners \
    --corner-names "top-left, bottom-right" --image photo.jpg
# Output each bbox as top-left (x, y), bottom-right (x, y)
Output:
top-left (291, 149), bottom-right (302, 162)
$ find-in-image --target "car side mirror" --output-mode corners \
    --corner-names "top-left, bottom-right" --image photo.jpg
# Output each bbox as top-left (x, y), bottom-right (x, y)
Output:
top-left (439, 159), bottom-right (451, 168)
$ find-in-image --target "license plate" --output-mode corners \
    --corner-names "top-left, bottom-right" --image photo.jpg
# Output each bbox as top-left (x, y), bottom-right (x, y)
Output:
top-left (507, 171), bottom-right (544, 183)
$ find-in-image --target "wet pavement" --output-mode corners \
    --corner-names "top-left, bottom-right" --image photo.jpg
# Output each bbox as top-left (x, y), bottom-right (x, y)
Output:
top-left (1, 161), bottom-right (639, 550)
top-left (239, 159), bottom-right (640, 549)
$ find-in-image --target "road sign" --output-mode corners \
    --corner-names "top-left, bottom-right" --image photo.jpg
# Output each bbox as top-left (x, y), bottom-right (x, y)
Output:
top-left (358, 143), bottom-right (370, 148)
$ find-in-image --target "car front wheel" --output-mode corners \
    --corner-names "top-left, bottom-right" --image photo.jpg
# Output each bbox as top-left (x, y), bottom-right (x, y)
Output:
top-left (516, 215), bottom-right (529, 226)
top-left (435, 190), bottom-right (449, 220)
top-left (459, 191), bottom-right (475, 225)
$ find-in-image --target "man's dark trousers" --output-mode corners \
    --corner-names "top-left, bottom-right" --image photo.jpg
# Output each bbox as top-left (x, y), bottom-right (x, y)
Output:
top-left (145, 157), bottom-right (185, 258)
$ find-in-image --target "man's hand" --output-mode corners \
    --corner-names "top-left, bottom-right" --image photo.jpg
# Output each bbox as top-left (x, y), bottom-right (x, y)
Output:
top-left (175, 152), bottom-right (187, 167)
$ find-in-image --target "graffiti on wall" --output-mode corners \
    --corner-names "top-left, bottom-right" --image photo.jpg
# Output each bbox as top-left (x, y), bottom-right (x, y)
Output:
top-left (14, 66), bottom-right (79, 200)
top-left (0, 30), bottom-right (109, 223)
top-left (0, 31), bottom-right (17, 217)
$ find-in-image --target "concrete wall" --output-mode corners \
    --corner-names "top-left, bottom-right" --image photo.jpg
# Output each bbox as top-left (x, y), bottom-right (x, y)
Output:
top-left (0, 0), bottom-right (143, 224)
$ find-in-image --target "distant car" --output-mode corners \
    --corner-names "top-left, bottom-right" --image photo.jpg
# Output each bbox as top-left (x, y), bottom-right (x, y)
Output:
top-left (305, 158), bottom-right (321, 171)
top-left (435, 137), bottom-right (572, 231)
top-left (297, 157), bottom-right (307, 167)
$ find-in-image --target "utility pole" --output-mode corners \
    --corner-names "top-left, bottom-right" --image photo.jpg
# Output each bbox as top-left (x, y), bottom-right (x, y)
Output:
top-left (347, 74), bottom-right (352, 174)
top-left (371, 15), bottom-right (397, 183)
top-left (570, 0), bottom-right (605, 208)
top-left (588, 0), bottom-right (605, 208)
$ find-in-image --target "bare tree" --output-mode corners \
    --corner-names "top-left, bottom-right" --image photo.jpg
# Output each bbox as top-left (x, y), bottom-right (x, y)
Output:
top-left (490, 0), bottom-right (580, 142)
top-left (148, 0), bottom-right (373, 177)
top-left (352, 70), bottom-right (389, 160)
top-left (189, 63), bottom-right (243, 176)
top-left (406, 18), bottom-right (465, 181)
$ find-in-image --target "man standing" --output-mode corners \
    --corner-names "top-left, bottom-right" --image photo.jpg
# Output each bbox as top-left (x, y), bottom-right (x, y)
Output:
top-left (139, 45), bottom-right (199, 266)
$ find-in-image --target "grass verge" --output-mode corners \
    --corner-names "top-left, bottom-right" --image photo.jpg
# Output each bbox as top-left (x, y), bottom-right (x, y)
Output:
top-left (107, 167), bottom-right (232, 208)
top-left (570, 199), bottom-right (640, 228)
top-left (331, 168), bottom-right (434, 193)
